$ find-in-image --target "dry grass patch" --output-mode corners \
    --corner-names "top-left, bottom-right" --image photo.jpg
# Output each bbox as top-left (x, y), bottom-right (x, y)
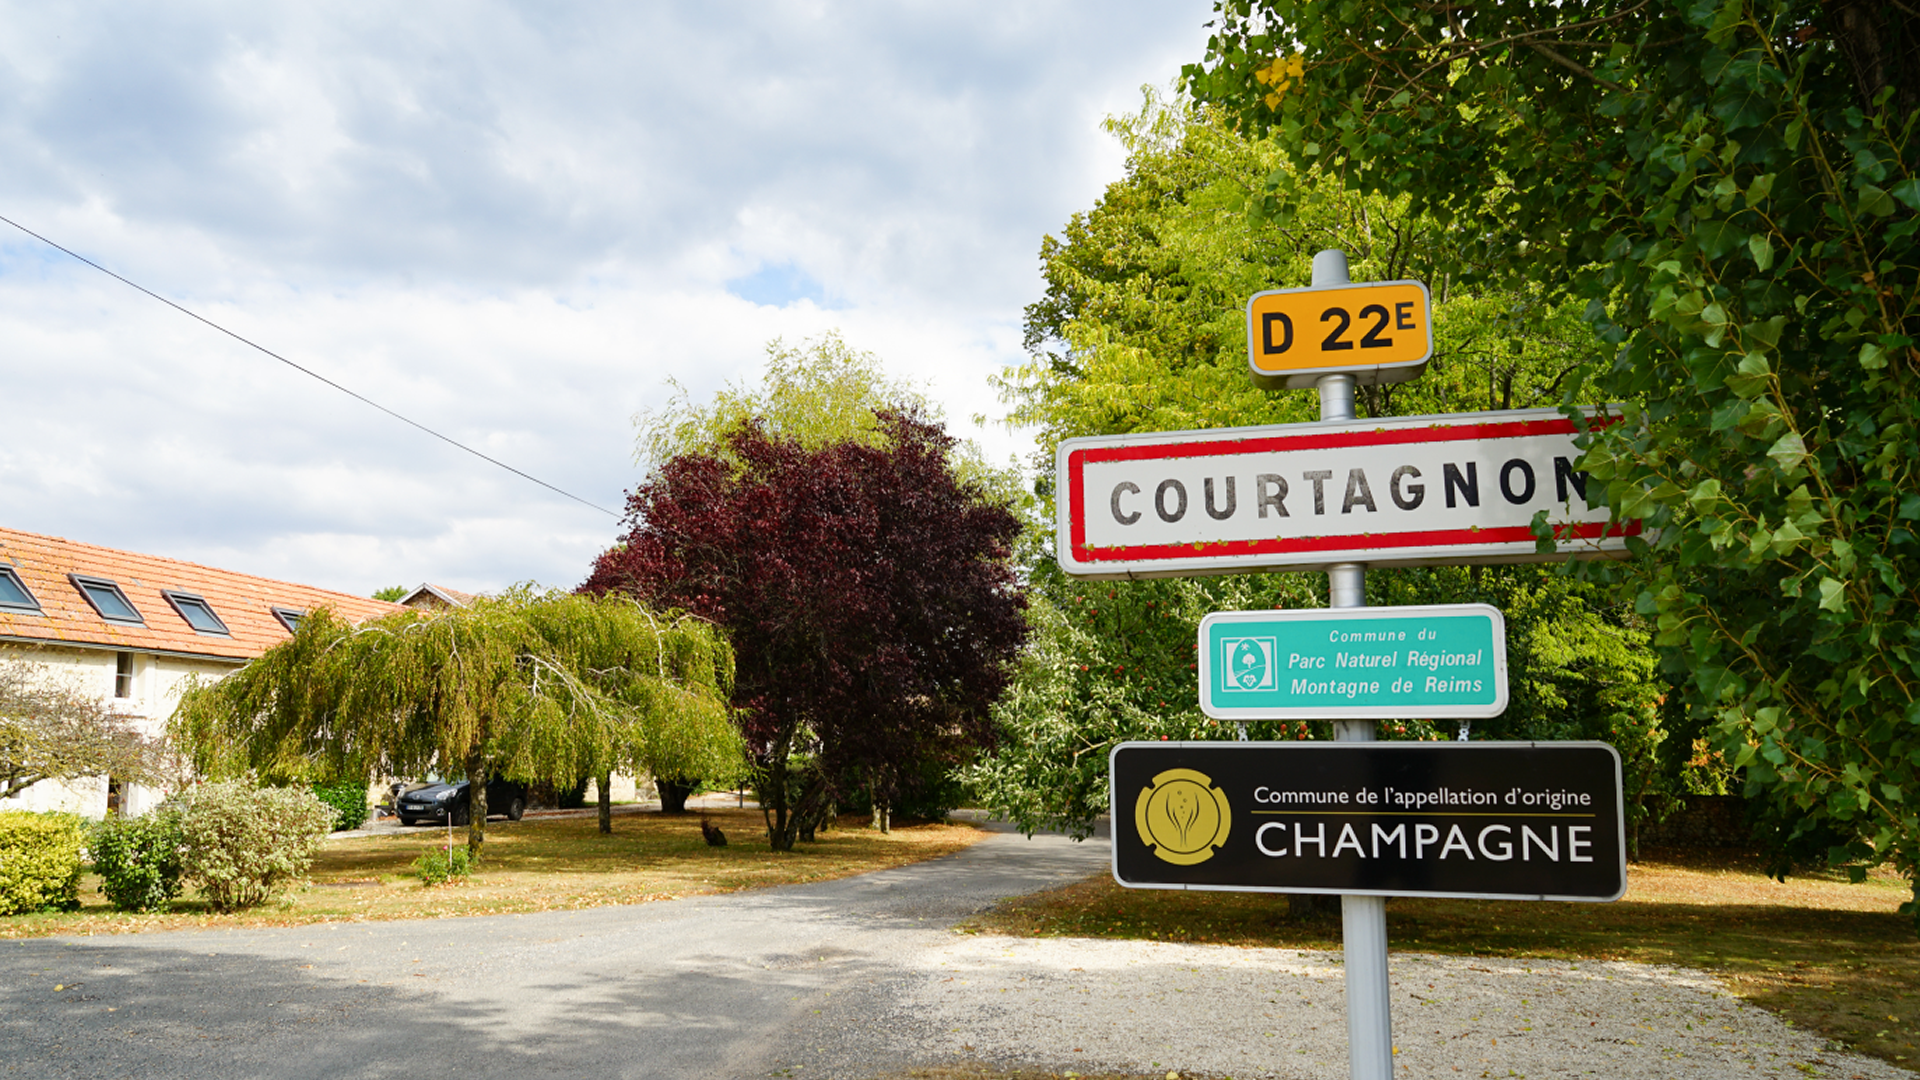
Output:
top-left (1, 809), bottom-right (981, 939)
top-left (963, 846), bottom-right (1919, 1069)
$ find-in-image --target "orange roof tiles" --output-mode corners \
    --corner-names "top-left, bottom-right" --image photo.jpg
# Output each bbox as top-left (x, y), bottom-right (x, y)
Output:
top-left (0, 526), bottom-right (403, 662)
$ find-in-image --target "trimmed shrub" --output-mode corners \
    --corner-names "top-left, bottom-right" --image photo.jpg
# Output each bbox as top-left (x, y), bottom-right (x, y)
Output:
top-left (0, 811), bottom-right (86, 915)
top-left (90, 811), bottom-right (186, 912)
top-left (311, 780), bottom-right (370, 832)
top-left (412, 844), bottom-right (472, 886)
top-left (167, 781), bottom-right (334, 912)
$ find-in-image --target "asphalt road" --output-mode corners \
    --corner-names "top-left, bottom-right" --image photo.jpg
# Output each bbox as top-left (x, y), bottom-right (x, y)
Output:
top-left (0, 823), bottom-right (1110, 1080)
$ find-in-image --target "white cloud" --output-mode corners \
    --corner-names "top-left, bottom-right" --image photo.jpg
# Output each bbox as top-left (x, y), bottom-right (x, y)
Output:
top-left (0, 0), bottom-right (1213, 595)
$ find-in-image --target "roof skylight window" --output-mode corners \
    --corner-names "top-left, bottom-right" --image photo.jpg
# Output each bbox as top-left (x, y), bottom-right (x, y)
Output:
top-left (163, 591), bottom-right (230, 636)
top-left (71, 575), bottom-right (143, 624)
top-left (0, 567), bottom-right (40, 612)
top-left (271, 606), bottom-right (305, 633)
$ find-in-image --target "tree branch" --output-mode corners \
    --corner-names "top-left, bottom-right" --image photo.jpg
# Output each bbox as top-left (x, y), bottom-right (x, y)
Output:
top-left (1523, 40), bottom-right (1627, 92)
top-left (1394, 1), bottom-right (1653, 97)
top-left (1, 773), bottom-right (47, 799)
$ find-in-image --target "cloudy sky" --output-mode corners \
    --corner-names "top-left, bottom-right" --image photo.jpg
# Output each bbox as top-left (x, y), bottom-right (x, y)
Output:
top-left (0, 2), bottom-right (1215, 597)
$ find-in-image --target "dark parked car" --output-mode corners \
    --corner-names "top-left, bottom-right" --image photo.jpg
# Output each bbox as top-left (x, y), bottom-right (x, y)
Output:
top-left (395, 777), bottom-right (528, 826)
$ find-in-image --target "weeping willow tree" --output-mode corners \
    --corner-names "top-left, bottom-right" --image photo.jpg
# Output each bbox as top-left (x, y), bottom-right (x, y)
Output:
top-left (171, 587), bottom-right (741, 856)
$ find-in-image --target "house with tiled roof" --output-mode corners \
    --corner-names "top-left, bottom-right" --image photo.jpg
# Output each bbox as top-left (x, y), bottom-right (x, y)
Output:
top-left (0, 526), bottom-right (401, 817)
top-left (397, 582), bottom-right (476, 610)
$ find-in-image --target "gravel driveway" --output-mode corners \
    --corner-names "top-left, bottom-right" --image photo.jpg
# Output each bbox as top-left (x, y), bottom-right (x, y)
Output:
top-left (882, 936), bottom-right (1914, 1079)
top-left (1, 822), bottom-right (1909, 1080)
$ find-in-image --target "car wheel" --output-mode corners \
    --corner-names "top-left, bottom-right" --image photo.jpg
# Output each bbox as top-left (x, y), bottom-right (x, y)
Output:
top-left (451, 806), bottom-right (471, 827)
top-left (506, 796), bottom-right (526, 822)
top-left (399, 816), bottom-right (418, 827)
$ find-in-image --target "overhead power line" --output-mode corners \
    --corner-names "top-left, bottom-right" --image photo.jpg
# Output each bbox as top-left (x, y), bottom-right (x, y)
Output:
top-left (0, 212), bottom-right (619, 517)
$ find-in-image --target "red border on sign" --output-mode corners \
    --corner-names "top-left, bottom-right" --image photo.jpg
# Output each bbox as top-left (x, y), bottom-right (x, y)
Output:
top-left (1065, 416), bottom-right (1637, 563)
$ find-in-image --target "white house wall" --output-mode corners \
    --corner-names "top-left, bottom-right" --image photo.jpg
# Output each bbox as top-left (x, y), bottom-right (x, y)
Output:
top-left (2, 643), bottom-right (239, 819)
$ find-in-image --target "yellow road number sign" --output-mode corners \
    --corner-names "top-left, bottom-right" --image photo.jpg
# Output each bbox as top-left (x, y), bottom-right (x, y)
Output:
top-left (1246, 280), bottom-right (1433, 388)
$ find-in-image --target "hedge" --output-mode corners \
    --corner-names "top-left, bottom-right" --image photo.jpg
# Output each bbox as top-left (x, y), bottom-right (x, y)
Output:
top-left (311, 780), bottom-right (370, 832)
top-left (0, 811), bottom-right (86, 915)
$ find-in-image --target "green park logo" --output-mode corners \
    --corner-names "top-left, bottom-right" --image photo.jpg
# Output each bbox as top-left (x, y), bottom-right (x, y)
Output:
top-left (1221, 635), bottom-right (1277, 691)
top-left (1134, 768), bottom-right (1233, 865)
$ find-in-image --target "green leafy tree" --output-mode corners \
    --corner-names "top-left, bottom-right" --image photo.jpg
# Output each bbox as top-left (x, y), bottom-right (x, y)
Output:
top-left (172, 589), bottom-right (740, 856)
top-left (1187, 0), bottom-right (1920, 923)
top-left (1002, 88), bottom-right (1601, 444)
top-left (969, 90), bottom-right (1668, 839)
top-left (964, 572), bottom-right (1317, 839)
top-left (639, 331), bottom-right (1026, 508)
top-left (371, 586), bottom-right (409, 603)
top-left (637, 331), bottom-right (931, 464)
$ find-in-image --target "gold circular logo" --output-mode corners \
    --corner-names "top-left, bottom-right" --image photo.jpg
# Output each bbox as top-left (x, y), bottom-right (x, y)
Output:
top-left (1134, 768), bottom-right (1232, 865)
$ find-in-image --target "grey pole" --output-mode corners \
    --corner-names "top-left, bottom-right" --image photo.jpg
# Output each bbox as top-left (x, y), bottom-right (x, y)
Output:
top-left (1312, 248), bottom-right (1394, 1080)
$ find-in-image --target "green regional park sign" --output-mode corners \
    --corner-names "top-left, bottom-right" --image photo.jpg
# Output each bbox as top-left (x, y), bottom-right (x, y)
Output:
top-left (1199, 604), bottom-right (1507, 721)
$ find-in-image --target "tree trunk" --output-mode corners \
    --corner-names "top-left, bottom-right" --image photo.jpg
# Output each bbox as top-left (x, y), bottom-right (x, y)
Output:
top-left (799, 795), bottom-right (833, 842)
top-left (597, 771), bottom-right (613, 835)
top-left (1822, 1), bottom-right (1920, 118)
top-left (764, 742), bottom-right (793, 851)
top-left (867, 768), bottom-right (892, 834)
top-left (657, 777), bottom-right (697, 815)
top-left (777, 775), bottom-right (829, 851)
top-left (465, 745), bottom-right (488, 860)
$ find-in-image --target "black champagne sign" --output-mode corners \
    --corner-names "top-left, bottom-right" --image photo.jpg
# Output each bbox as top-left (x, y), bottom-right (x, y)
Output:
top-left (1111, 741), bottom-right (1626, 902)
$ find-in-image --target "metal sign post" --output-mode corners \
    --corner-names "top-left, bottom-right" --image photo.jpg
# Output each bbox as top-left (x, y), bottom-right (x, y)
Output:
top-left (1305, 250), bottom-right (1396, 1080)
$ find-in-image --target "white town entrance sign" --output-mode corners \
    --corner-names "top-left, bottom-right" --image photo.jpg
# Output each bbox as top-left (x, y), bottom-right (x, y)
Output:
top-left (1055, 407), bottom-right (1636, 579)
